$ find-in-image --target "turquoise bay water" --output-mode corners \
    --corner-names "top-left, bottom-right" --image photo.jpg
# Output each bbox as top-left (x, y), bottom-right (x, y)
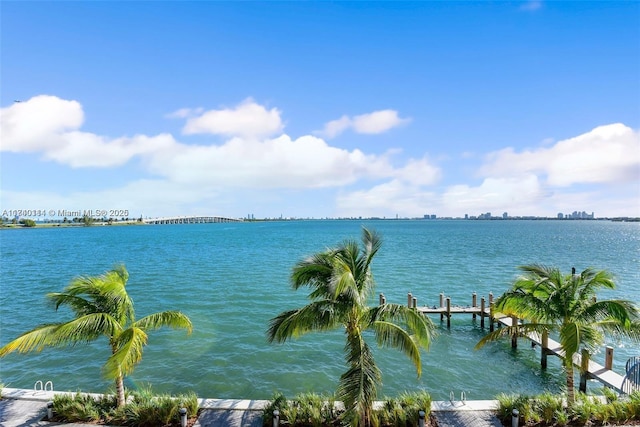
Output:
top-left (1, 220), bottom-right (638, 401)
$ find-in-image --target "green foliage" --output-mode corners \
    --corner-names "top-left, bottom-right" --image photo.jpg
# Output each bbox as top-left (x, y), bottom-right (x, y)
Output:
top-left (53, 393), bottom-right (116, 423)
top-left (532, 392), bottom-right (563, 424)
top-left (375, 390), bottom-right (431, 427)
top-left (262, 391), bottom-right (431, 427)
top-left (262, 391), bottom-right (342, 426)
top-left (0, 265), bottom-right (192, 407)
top-left (477, 265), bottom-right (639, 405)
top-left (19, 218), bottom-right (36, 227)
top-left (81, 215), bottom-right (95, 226)
top-left (495, 390), bottom-right (640, 426)
top-left (267, 228), bottom-right (434, 426)
top-left (496, 393), bottom-right (535, 425)
top-left (52, 389), bottom-right (198, 426)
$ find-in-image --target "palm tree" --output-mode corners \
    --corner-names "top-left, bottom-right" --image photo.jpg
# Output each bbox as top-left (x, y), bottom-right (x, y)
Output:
top-left (267, 228), bottom-right (435, 426)
top-left (476, 264), bottom-right (639, 405)
top-left (0, 265), bottom-right (193, 407)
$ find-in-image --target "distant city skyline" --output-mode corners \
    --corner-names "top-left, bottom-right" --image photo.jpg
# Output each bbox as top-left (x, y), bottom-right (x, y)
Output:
top-left (1, 2), bottom-right (639, 219)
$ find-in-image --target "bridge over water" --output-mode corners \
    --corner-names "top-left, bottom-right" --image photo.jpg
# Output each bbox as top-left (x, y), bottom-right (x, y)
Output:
top-left (143, 216), bottom-right (243, 225)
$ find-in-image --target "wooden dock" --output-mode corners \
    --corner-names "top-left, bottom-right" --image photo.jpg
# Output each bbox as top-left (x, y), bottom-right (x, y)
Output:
top-left (385, 292), bottom-right (629, 393)
top-left (496, 316), bottom-right (625, 392)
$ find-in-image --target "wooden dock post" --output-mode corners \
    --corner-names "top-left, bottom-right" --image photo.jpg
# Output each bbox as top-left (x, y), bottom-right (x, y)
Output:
top-left (412, 296), bottom-right (417, 309)
top-left (407, 292), bottom-right (413, 308)
top-left (511, 316), bottom-right (518, 348)
top-left (379, 293), bottom-right (386, 305)
top-left (489, 292), bottom-right (495, 332)
top-left (580, 348), bottom-right (590, 392)
top-left (440, 293), bottom-right (445, 321)
top-left (480, 297), bottom-right (486, 328)
top-left (446, 297), bottom-right (451, 328)
top-left (605, 346), bottom-right (614, 370)
top-left (541, 330), bottom-right (549, 369)
top-left (472, 292), bottom-right (477, 320)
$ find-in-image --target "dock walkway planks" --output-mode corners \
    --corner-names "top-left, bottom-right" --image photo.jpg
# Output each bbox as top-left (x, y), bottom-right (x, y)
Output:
top-left (491, 315), bottom-right (625, 392)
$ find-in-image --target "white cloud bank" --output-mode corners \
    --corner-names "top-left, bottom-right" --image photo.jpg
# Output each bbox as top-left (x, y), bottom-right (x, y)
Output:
top-left (0, 95), bottom-right (431, 192)
top-left (479, 123), bottom-right (640, 186)
top-left (182, 98), bottom-right (284, 138)
top-left (1, 95), bottom-right (638, 219)
top-left (336, 124), bottom-right (640, 218)
top-left (319, 109), bottom-right (411, 138)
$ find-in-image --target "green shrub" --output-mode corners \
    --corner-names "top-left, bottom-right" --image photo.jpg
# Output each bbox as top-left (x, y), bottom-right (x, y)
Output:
top-left (496, 390), bottom-right (640, 426)
top-left (52, 389), bottom-right (198, 426)
top-left (52, 393), bottom-right (106, 422)
top-left (374, 390), bottom-right (431, 427)
top-left (263, 390), bottom-right (430, 427)
top-left (496, 393), bottom-right (535, 425)
top-left (532, 392), bottom-right (563, 424)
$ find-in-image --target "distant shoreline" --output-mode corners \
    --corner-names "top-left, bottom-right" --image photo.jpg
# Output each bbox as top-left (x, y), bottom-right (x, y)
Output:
top-left (1, 216), bottom-right (638, 230)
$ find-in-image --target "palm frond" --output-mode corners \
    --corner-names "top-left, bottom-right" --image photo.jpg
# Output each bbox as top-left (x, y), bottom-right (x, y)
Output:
top-left (103, 327), bottom-right (148, 379)
top-left (0, 312), bottom-right (119, 356)
top-left (133, 311), bottom-right (193, 334)
top-left (559, 322), bottom-right (580, 363)
top-left (267, 301), bottom-right (342, 343)
top-left (372, 320), bottom-right (422, 376)
top-left (47, 292), bottom-right (100, 315)
top-left (369, 304), bottom-right (434, 348)
top-left (0, 324), bottom-right (65, 355)
top-left (52, 313), bottom-right (121, 342)
top-left (475, 322), bottom-right (553, 350)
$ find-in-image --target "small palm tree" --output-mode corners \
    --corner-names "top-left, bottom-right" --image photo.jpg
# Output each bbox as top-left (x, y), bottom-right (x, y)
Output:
top-left (0, 265), bottom-right (193, 407)
top-left (267, 228), bottom-right (435, 426)
top-left (475, 264), bottom-right (639, 405)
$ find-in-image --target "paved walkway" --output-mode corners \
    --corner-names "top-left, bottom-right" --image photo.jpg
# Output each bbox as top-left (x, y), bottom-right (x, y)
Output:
top-left (433, 410), bottom-right (503, 427)
top-left (0, 399), bottom-right (504, 427)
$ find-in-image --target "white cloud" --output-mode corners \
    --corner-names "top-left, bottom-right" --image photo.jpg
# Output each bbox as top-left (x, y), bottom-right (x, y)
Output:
top-left (322, 115), bottom-right (352, 139)
top-left (1, 95), bottom-right (83, 153)
top-left (394, 156), bottom-right (441, 186)
top-left (145, 134), bottom-right (396, 189)
top-left (441, 175), bottom-right (547, 215)
top-left (0, 95), bottom-right (180, 168)
top-left (182, 98), bottom-right (284, 138)
top-left (319, 109), bottom-right (411, 138)
top-left (336, 180), bottom-right (438, 218)
top-left (479, 124), bottom-right (640, 187)
top-left (165, 107), bottom-right (204, 119)
top-left (3, 95), bottom-right (638, 219)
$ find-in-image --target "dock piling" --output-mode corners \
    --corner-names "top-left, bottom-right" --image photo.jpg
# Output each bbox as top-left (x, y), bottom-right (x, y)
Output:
top-left (412, 296), bottom-right (417, 309)
top-left (541, 330), bottom-right (549, 369)
top-left (489, 292), bottom-right (495, 332)
top-left (446, 297), bottom-right (451, 328)
top-left (605, 346), bottom-right (614, 370)
top-left (580, 349), bottom-right (590, 392)
top-left (480, 297), bottom-right (486, 328)
top-left (408, 292), bottom-right (413, 308)
top-left (472, 292), bottom-right (477, 320)
top-left (510, 316), bottom-right (518, 348)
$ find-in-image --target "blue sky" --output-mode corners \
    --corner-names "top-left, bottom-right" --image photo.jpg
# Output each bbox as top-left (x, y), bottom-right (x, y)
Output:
top-left (1, 1), bottom-right (639, 219)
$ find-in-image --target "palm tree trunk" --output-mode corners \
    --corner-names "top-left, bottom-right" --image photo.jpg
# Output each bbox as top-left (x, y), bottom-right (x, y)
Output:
top-left (566, 362), bottom-right (575, 407)
top-left (115, 374), bottom-right (126, 407)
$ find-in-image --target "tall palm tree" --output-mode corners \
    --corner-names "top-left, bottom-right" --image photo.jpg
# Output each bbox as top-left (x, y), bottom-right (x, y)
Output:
top-left (267, 228), bottom-right (435, 426)
top-left (476, 264), bottom-right (639, 405)
top-left (0, 265), bottom-right (193, 407)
